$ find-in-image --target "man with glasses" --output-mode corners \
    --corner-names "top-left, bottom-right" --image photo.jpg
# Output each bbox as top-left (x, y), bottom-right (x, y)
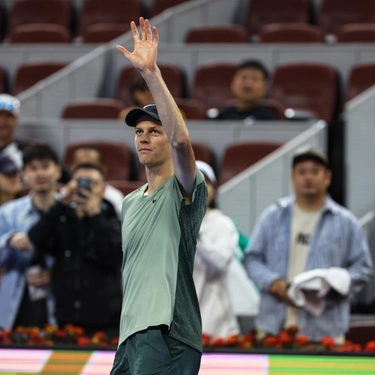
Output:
top-left (0, 94), bottom-right (23, 170)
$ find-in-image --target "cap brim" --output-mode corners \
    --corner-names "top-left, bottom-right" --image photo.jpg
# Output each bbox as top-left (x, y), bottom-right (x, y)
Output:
top-left (125, 108), bottom-right (161, 127)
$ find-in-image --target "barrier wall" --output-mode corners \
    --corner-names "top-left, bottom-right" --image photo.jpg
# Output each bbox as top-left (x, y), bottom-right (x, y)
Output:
top-left (345, 86), bottom-right (375, 219)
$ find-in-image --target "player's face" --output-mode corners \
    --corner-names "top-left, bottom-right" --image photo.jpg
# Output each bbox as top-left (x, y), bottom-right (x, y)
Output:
top-left (291, 160), bottom-right (331, 200)
top-left (134, 116), bottom-right (170, 167)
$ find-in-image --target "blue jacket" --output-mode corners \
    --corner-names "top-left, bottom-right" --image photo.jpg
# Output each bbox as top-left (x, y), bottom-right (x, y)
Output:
top-left (244, 196), bottom-right (373, 340)
top-left (0, 195), bottom-right (55, 329)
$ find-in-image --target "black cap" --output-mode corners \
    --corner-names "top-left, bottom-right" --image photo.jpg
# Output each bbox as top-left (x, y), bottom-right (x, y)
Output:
top-left (0, 155), bottom-right (18, 175)
top-left (292, 145), bottom-right (329, 169)
top-left (125, 103), bottom-right (161, 127)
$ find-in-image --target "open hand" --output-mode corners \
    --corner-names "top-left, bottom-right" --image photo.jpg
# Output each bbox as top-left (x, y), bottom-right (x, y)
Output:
top-left (116, 17), bottom-right (159, 73)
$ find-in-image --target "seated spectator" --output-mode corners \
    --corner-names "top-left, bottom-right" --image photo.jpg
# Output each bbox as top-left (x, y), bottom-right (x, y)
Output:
top-left (245, 146), bottom-right (373, 343)
top-left (70, 146), bottom-right (124, 218)
top-left (193, 161), bottom-right (259, 339)
top-left (28, 163), bottom-right (122, 337)
top-left (118, 76), bottom-right (154, 120)
top-left (212, 60), bottom-right (280, 121)
top-left (0, 94), bottom-right (23, 170)
top-left (0, 144), bottom-right (61, 329)
top-left (0, 155), bottom-right (22, 205)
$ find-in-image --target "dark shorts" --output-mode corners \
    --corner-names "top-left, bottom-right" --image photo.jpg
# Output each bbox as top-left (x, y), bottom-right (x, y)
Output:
top-left (110, 326), bottom-right (201, 375)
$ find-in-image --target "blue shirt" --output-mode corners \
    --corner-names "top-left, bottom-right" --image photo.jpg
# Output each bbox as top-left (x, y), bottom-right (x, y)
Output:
top-left (244, 196), bottom-right (373, 341)
top-left (0, 195), bottom-right (55, 329)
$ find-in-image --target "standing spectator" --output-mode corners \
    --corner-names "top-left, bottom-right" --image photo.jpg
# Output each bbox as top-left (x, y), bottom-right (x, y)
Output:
top-left (0, 94), bottom-right (23, 169)
top-left (0, 144), bottom-right (60, 329)
top-left (212, 60), bottom-right (280, 121)
top-left (69, 146), bottom-right (124, 218)
top-left (0, 154), bottom-right (22, 205)
top-left (28, 163), bottom-right (122, 336)
top-left (245, 145), bottom-right (373, 343)
top-left (193, 161), bottom-right (259, 339)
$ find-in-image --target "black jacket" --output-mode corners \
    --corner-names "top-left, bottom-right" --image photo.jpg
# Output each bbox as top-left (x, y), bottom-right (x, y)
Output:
top-left (28, 200), bottom-right (122, 330)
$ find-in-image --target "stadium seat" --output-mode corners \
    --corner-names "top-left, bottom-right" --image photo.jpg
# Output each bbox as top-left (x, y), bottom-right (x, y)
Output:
top-left (318, 0), bottom-right (375, 36)
top-left (174, 98), bottom-right (207, 120)
top-left (261, 99), bottom-right (286, 120)
top-left (106, 180), bottom-right (144, 196)
top-left (337, 23), bottom-right (375, 43)
top-left (192, 142), bottom-right (214, 166)
top-left (346, 321), bottom-right (375, 346)
top-left (345, 63), bottom-right (375, 103)
top-left (8, 24), bottom-right (70, 43)
top-left (63, 141), bottom-right (133, 181)
top-left (61, 99), bottom-right (125, 119)
top-left (246, 0), bottom-right (311, 38)
top-left (191, 62), bottom-right (237, 110)
top-left (219, 141), bottom-right (282, 185)
top-left (78, 0), bottom-right (142, 38)
top-left (268, 63), bottom-right (338, 123)
top-left (81, 23), bottom-right (131, 43)
top-left (115, 64), bottom-right (185, 106)
top-left (13, 61), bottom-right (68, 95)
top-left (7, 0), bottom-right (71, 37)
top-left (259, 23), bottom-right (324, 43)
top-left (150, 0), bottom-right (189, 17)
top-left (185, 25), bottom-right (249, 44)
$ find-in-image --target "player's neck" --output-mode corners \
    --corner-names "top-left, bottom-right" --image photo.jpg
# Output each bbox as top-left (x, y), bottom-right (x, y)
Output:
top-left (144, 164), bottom-right (173, 195)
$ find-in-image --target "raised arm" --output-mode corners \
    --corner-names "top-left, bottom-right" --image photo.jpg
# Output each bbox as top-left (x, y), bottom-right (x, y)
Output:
top-left (116, 18), bottom-right (196, 198)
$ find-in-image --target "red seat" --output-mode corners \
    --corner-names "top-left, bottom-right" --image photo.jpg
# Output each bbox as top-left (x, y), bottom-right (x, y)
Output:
top-left (345, 63), bottom-right (375, 103)
top-left (61, 99), bottom-right (125, 119)
top-left (7, 0), bottom-right (71, 37)
top-left (346, 321), bottom-right (375, 346)
top-left (8, 24), bottom-right (70, 43)
top-left (259, 23), bottom-right (324, 43)
top-left (318, 0), bottom-right (375, 36)
top-left (192, 142), bottom-right (214, 166)
top-left (63, 141), bottom-right (133, 181)
top-left (82, 24), bottom-right (131, 43)
top-left (78, 0), bottom-right (142, 38)
top-left (269, 63), bottom-right (338, 123)
top-left (337, 23), bottom-right (375, 43)
top-left (191, 62), bottom-right (237, 110)
top-left (174, 98), bottom-right (207, 120)
top-left (13, 61), bottom-right (68, 95)
top-left (115, 64), bottom-right (185, 106)
top-left (106, 180), bottom-right (144, 196)
top-left (246, 0), bottom-right (311, 37)
top-left (150, 0), bottom-right (189, 17)
top-left (185, 25), bottom-right (248, 44)
top-left (219, 141), bottom-right (282, 185)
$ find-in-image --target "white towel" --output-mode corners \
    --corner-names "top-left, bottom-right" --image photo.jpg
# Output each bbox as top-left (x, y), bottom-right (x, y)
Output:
top-left (287, 268), bottom-right (351, 317)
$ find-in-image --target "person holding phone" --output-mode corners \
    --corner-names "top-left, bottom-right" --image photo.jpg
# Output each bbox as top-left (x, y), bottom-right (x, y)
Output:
top-left (28, 163), bottom-right (123, 336)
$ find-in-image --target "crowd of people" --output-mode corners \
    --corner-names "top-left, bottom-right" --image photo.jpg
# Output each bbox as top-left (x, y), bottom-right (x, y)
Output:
top-left (0, 17), bottom-right (374, 375)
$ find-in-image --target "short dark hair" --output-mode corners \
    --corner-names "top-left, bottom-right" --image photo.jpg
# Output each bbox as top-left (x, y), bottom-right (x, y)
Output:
top-left (235, 60), bottom-right (269, 81)
top-left (72, 163), bottom-right (105, 178)
top-left (23, 144), bottom-right (59, 167)
top-left (74, 146), bottom-right (105, 165)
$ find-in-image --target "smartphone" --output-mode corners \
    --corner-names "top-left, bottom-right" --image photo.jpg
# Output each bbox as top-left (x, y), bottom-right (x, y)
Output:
top-left (77, 177), bottom-right (91, 198)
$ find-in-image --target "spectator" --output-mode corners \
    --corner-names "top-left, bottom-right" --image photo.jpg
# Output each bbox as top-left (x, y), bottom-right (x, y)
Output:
top-left (118, 75), bottom-right (154, 120)
top-left (0, 154), bottom-right (22, 205)
top-left (245, 145), bottom-right (373, 343)
top-left (0, 94), bottom-right (23, 169)
top-left (212, 60), bottom-right (280, 121)
top-left (28, 163), bottom-right (122, 337)
top-left (193, 161), bottom-right (259, 339)
top-left (70, 146), bottom-right (124, 218)
top-left (0, 144), bottom-right (61, 329)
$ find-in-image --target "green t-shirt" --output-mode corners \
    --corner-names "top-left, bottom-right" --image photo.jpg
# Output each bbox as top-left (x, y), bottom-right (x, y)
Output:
top-left (119, 167), bottom-right (207, 352)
